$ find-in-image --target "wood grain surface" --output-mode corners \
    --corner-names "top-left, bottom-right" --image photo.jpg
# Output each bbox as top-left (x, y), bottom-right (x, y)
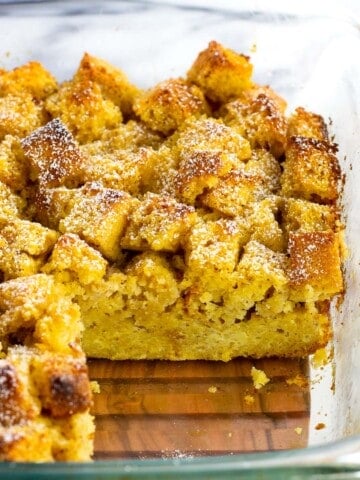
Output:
top-left (88, 358), bottom-right (310, 459)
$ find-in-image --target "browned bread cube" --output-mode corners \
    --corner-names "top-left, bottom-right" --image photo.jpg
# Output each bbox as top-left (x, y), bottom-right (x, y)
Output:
top-left (282, 198), bottom-right (338, 234)
top-left (0, 61), bottom-right (58, 100)
top-left (0, 181), bottom-right (25, 221)
top-left (0, 347), bottom-right (94, 462)
top-left (21, 119), bottom-right (86, 188)
top-left (175, 150), bottom-right (235, 204)
top-left (134, 78), bottom-right (210, 134)
top-left (0, 273), bottom-right (82, 353)
top-left (42, 233), bottom-right (108, 286)
top-left (0, 93), bottom-right (47, 141)
top-left (187, 40), bottom-right (253, 102)
top-left (287, 230), bottom-right (343, 301)
top-left (75, 53), bottom-right (139, 117)
top-left (199, 170), bottom-right (268, 216)
top-left (0, 219), bottom-right (58, 280)
top-left (222, 88), bottom-right (287, 157)
top-left (174, 117), bottom-right (251, 160)
top-left (287, 107), bottom-right (329, 140)
top-left (33, 186), bottom-right (77, 230)
top-left (121, 192), bottom-right (196, 252)
top-left (281, 136), bottom-right (340, 202)
top-left (0, 135), bottom-right (28, 191)
top-left (183, 217), bottom-right (248, 300)
top-left (45, 78), bottom-right (121, 143)
top-left (59, 183), bottom-right (137, 260)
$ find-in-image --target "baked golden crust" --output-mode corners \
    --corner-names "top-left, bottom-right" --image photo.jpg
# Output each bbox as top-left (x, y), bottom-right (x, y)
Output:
top-left (0, 41), bottom-right (344, 462)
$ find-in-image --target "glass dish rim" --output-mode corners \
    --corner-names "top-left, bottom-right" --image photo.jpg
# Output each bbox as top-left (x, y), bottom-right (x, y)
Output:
top-left (1, 435), bottom-right (360, 477)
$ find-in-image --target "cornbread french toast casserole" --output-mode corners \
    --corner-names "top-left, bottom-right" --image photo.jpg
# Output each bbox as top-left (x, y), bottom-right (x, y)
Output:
top-left (0, 41), bottom-right (343, 461)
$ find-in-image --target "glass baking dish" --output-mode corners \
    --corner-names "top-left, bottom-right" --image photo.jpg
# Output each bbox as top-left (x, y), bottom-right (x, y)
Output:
top-left (1, 0), bottom-right (360, 477)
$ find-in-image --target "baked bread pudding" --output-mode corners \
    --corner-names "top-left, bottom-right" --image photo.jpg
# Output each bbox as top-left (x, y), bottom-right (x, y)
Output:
top-left (0, 41), bottom-right (343, 461)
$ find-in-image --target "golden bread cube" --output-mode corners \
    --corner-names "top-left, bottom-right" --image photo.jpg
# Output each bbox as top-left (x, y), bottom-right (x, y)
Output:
top-left (287, 230), bottom-right (343, 301)
top-left (121, 192), bottom-right (196, 252)
top-left (175, 150), bottom-right (235, 204)
top-left (0, 273), bottom-right (83, 353)
top-left (287, 107), bottom-right (329, 140)
top-left (134, 78), bottom-right (210, 134)
top-left (80, 148), bottom-right (145, 194)
top-left (75, 53), bottom-right (139, 117)
top-left (184, 217), bottom-right (248, 300)
top-left (42, 233), bottom-right (108, 286)
top-left (187, 40), bottom-right (253, 102)
top-left (0, 135), bottom-right (28, 191)
top-left (200, 170), bottom-right (267, 216)
top-left (281, 136), bottom-right (340, 202)
top-left (0, 61), bottom-right (57, 100)
top-left (45, 78), bottom-right (121, 143)
top-left (138, 145), bottom-right (179, 195)
top-left (222, 89), bottom-right (287, 157)
top-left (98, 120), bottom-right (163, 151)
top-left (174, 117), bottom-right (251, 160)
top-left (282, 198), bottom-right (337, 234)
top-left (248, 197), bottom-right (285, 252)
top-left (243, 149), bottom-right (281, 192)
top-left (33, 186), bottom-right (77, 229)
top-left (0, 93), bottom-right (47, 140)
top-left (0, 181), bottom-right (25, 221)
top-left (224, 240), bottom-right (287, 316)
top-left (59, 183), bottom-right (137, 260)
top-left (0, 219), bottom-right (59, 279)
top-left (21, 119), bottom-right (86, 188)
top-left (31, 351), bottom-right (92, 418)
top-left (124, 252), bottom-right (180, 316)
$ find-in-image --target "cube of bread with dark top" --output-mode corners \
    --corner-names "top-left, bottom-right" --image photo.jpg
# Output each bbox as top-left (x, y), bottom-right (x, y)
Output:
top-left (200, 170), bottom-right (268, 216)
top-left (0, 93), bottom-right (47, 141)
top-left (287, 107), bottom-right (329, 141)
top-left (287, 230), bottom-right (343, 301)
top-left (21, 119), bottom-right (86, 188)
top-left (187, 40), bottom-right (253, 103)
top-left (221, 88), bottom-right (287, 157)
top-left (281, 136), bottom-right (340, 202)
top-left (121, 192), bottom-right (196, 252)
top-left (124, 252), bottom-right (180, 316)
top-left (175, 150), bottom-right (236, 204)
top-left (75, 53), bottom-right (140, 117)
top-left (42, 233), bottom-right (108, 286)
top-left (0, 135), bottom-right (29, 191)
top-left (31, 350), bottom-right (92, 418)
top-left (282, 198), bottom-right (338, 234)
top-left (0, 273), bottom-right (82, 353)
top-left (0, 61), bottom-right (58, 100)
top-left (0, 219), bottom-right (59, 280)
top-left (0, 181), bottom-right (25, 221)
top-left (59, 183), bottom-right (138, 261)
top-left (45, 78), bottom-right (121, 143)
top-left (0, 346), bottom-right (94, 462)
top-left (134, 78), bottom-right (210, 134)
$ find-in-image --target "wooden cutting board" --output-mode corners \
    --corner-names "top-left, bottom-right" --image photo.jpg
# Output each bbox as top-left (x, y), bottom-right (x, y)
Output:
top-left (89, 357), bottom-right (309, 459)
